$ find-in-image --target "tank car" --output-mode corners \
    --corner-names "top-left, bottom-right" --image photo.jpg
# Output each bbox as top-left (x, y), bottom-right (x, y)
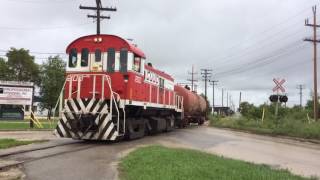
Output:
top-left (174, 85), bottom-right (207, 126)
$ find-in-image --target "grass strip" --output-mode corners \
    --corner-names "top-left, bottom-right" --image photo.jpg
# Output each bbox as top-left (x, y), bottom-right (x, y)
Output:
top-left (210, 116), bottom-right (320, 140)
top-left (0, 139), bottom-right (47, 149)
top-left (120, 145), bottom-right (313, 180)
top-left (0, 121), bottom-right (57, 130)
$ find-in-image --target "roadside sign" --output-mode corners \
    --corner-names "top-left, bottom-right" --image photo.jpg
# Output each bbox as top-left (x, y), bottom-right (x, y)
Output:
top-left (273, 78), bottom-right (286, 93)
top-left (0, 81), bottom-right (34, 106)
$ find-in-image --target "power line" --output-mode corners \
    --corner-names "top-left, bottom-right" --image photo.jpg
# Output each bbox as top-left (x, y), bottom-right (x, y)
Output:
top-left (208, 5), bottom-right (314, 63)
top-left (215, 43), bottom-right (307, 78)
top-left (215, 29), bottom-right (305, 69)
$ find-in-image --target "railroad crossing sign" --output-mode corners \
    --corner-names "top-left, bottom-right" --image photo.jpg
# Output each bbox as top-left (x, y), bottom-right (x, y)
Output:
top-left (273, 78), bottom-right (286, 93)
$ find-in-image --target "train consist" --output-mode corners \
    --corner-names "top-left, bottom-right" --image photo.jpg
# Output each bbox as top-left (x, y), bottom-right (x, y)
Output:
top-left (54, 34), bottom-right (207, 141)
top-left (54, 2), bottom-right (207, 141)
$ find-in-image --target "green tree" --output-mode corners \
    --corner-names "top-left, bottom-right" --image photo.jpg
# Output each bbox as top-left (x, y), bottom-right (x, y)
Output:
top-left (6, 48), bottom-right (40, 84)
top-left (0, 58), bottom-right (13, 80)
top-left (39, 56), bottom-right (66, 119)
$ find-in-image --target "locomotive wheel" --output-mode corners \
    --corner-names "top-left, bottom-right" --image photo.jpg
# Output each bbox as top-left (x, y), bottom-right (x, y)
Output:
top-left (165, 115), bottom-right (175, 132)
top-left (198, 117), bottom-right (205, 125)
top-left (125, 117), bottom-right (145, 140)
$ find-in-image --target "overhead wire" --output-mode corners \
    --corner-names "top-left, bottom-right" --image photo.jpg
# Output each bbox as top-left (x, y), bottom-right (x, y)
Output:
top-left (215, 43), bottom-right (308, 78)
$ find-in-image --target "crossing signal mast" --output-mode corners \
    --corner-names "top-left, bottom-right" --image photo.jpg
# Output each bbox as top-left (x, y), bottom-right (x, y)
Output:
top-left (80, 0), bottom-right (117, 35)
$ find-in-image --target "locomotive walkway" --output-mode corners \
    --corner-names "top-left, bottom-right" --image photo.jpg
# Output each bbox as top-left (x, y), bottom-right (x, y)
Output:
top-left (0, 126), bottom-right (319, 179)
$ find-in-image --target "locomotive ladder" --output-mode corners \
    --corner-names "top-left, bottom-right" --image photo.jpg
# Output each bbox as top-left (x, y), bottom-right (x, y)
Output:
top-left (52, 74), bottom-right (126, 138)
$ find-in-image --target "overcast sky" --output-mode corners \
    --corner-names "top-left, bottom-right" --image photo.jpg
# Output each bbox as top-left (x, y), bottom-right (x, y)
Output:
top-left (0, 0), bottom-right (319, 108)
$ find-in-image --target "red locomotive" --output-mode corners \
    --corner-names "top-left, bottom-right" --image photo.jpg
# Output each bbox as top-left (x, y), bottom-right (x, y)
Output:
top-left (54, 1), bottom-right (207, 141)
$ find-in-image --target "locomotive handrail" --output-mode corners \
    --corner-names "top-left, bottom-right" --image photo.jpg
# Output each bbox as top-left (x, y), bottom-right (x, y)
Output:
top-left (104, 75), bottom-right (126, 136)
top-left (52, 73), bottom-right (126, 138)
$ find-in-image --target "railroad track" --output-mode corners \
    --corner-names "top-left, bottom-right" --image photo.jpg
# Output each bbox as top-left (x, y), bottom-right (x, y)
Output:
top-left (0, 141), bottom-right (106, 170)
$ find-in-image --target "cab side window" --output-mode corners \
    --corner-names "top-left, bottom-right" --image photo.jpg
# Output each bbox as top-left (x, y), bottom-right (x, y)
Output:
top-left (133, 57), bottom-right (141, 73)
top-left (95, 49), bottom-right (102, 62)
top-left (69, 48), bottom-right (77, 68)
top-left (120, 48), bottom-right (128, 73)
top-left (107, 48), bottom-right (115, 72)
top-left (159, 78), bottom-right (165, 89)
top-left (81, 48), bottom-right (89, 67)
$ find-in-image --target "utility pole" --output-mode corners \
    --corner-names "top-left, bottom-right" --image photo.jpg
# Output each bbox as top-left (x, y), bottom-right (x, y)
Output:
top-left (222, 88), bottom-right (224, 107)
top-left (80, 0), bottom-right (117, 35)
top-left (209, 80), bottom-right (218, 113)
top-left (227, 92), bottom-right (229, 107)
top-left (201, 69), bottom-right (212, 101)
top-left (239, 92), bottom-right (242, 111)
top-left (304, 5), bottom-right (320, 121)
top-left (188, 65), bottom-right (198, 91)
top-left (296, 85), bottom-right (305, 108)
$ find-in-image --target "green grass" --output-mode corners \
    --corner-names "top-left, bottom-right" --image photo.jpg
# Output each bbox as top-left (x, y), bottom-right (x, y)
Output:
top-left (0, 139), bottom-right (47, 149)
top-left (0, 120), bottom-right (58, 130)
top-left (209, 115), bottom-right (320, 140)
top-left (119, 146), bottom-right (311, 180)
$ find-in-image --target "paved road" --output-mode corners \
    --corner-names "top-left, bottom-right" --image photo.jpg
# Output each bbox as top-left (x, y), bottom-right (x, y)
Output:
top-left (2, 126), bottom-right (320, 179)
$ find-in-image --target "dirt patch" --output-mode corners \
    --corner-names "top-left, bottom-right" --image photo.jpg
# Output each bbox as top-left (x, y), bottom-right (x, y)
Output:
top-left (0, 167), bottom-right (25, 180)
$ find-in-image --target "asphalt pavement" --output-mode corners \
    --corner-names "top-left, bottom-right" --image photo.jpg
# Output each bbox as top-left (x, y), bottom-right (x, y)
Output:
top-left (1, 126), bottom-right (320, 180)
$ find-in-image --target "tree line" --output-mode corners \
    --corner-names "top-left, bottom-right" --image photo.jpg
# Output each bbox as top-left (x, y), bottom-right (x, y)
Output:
top-left (0, 48), bottom-right (65, 119)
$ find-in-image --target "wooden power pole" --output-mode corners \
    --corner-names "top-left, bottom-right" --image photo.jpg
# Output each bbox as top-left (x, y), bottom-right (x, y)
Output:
top-left (296, 84), bottom-right (305, 108)
top-left (80, 0), bottom-right (117, 35)
top-left (201, 69), bottom-right (212, 101)
top-left (188, 65), bottom-right (198, 92)
top-left (304, 5), bottom-right (320, 121)
top-left (209, 80), bottom-right (218, 113)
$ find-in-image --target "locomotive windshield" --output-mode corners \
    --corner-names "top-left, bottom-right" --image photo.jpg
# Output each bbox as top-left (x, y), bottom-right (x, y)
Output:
top-left (120, 49), bottom-right (128, 73)
top-left (69, 48), bottom-right (78, 68)
top-left (133, 57), bottom-right (141, 73)
top-left (95, 49), bottom-right (102, 62)
top-left (107, 48), bottom-right (115, 72)
top-left (81, 48), bottom-right (89, 67)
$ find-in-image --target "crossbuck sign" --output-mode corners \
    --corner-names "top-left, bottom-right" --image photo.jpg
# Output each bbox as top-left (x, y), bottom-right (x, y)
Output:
top-left (273, 78), bottom-right (286, 93)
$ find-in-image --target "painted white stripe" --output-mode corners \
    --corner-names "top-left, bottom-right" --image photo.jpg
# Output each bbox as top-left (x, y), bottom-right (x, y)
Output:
top-left (61, 114), bottom-right (76, 138)
top-left (77, 99), bottom-right (87, 113)
top-left (69, 99), bottom-right (80, 113)
top-left (64, 104), bottom-right (75, 120)
top-left (86, 98), bottom-right (95, 112)
top-left (102, 123), bottom-right (114, 140)
top-left (99, 102), bottom-right (109, 114)
top-left (110, 132), bottom-right (118, 141)
top-left (92, 100), bottom-right (101, 114)
top-left (58, 123), bottom-right (67, 137)
top-left (94, 114), bottom-right (111, 139)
